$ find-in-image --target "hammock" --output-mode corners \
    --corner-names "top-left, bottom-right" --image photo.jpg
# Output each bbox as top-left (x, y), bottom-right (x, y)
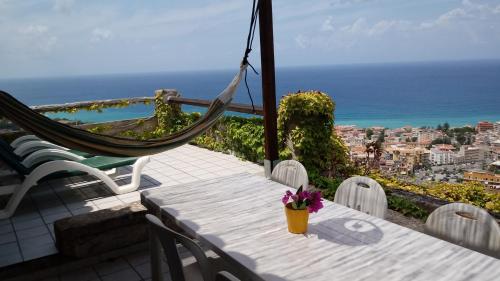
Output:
top-left (0, 0), bottom-right (262, 157)
top-left (0, 64), bottom-right (247, 157)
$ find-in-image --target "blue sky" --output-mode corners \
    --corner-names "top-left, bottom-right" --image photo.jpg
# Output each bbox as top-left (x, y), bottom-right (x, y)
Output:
top-left (1, 0), bottom-right (500, 78)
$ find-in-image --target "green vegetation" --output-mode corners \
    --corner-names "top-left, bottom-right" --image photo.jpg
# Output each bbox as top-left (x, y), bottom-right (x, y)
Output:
top-left (366, 128), bottom-right (374, 139)
top-left (277, 91), bottom-right (355, 177)
top-left (387, 195), bottom-right (429, 219)
top-left (41, 99), bottom-right (150, 114)
top-left (113, 91), bottom-right (499, 219)
top-left (434, 122), bottom-right (475, 145)
top-left (430, 136), bottom-right (452, 145)
top-left (87, 125), bottom-right (113, 134)
top-left (371, 173), bottom-right (500, 213)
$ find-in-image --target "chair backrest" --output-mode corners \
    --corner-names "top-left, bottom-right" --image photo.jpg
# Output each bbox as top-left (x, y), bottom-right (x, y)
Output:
top-left (146, 214), bottom-right (213, 281)
top-left (0, 138), bottom-right (28, 177)
top-left (334, 176), bottom-right (387, 218)
top-left (424, 203), bottom-right (500, 258)
top-left (271, 160), bottom-right (308, 189)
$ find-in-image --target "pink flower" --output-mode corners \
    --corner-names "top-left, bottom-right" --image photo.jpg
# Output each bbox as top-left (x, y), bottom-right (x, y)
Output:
top-left (282, 190), bottom-right (293, 205)
top-left (282, 189), bottom-right (323, 213)
top-left (307, 191), bottom-right (323, 213)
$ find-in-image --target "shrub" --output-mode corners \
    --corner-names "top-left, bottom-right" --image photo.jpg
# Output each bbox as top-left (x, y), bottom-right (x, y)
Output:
top-left (387, 195), bottom-right (429, 219)
top-left (277, 91), bottom-right (355, 177)
top-left (370, 172), bottom-right (500, 213)
top-left (193, 116), bottom-right (265, 163)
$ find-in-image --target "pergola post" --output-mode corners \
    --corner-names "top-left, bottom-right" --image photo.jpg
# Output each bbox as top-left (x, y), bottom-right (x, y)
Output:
top-left (258, 0), bottom-right (279, 178)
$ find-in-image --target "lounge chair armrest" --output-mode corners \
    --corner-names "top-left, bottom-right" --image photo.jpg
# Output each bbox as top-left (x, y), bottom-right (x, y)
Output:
top-left (22, 149), bottom-right (85, 168)
top-left (14, 140), bottom-right (68, 157)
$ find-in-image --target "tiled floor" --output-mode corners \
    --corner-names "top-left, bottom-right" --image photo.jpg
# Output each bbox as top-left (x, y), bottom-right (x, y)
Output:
top-left (39, 248), bottom-right (171, 281)
top-left (0, 144), bottom-right (263, 268)
top-left (38, 245), bottom-right (214, 281)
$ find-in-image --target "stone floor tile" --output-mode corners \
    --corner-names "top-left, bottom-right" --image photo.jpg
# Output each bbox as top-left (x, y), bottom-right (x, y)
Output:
top-left (95, 201), bottom-right (124, 210)
top-left (0, 250), bottom-right (23, 267)
top-left (0, 242), bottom-right (22, 267)
top-left (0, 231), bottom-right (17, 245)
top-left (70, 206), bottom-right (98, 216)
top-left (10, 211), bottom-right (42, 223)
top-left (16, 225), bottom-right (50, 240)
top-left (0, 222), bottom-right (14, 234)
top-left (124, 250), bottom-right (150, 267)
top-left (42, 211), bottom-right (72, 224)
top-left (21, 242), bottom-right (58, 260)
top-left (101, 268), bottom-right (141, 281)
top-left (60, 266), bottom-right (100, 281)
top-left (13, 217), bottom-right (45, 231)
top-left (18, 233), bottom-right (53, 251)
top-left (94, 257), bottom-right (130, 276)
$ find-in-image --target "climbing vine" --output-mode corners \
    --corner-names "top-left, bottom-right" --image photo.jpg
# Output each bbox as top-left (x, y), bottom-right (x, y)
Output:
top-left (277, 91), bottom-right (357, 177)
top-left (39, 99), bottom-right (152, 114)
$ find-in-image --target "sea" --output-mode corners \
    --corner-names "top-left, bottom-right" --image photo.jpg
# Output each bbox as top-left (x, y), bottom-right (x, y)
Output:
top-left (1, 60), bottom-right (499, 129)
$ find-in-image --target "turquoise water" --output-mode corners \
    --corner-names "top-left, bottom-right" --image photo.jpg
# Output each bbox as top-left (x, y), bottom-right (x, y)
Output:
top-left (2, 60), bottom-right (499, 128)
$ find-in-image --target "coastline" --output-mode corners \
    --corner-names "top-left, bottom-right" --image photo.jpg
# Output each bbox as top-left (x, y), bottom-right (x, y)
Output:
top-left (46, 104), bottom-right (500, 129)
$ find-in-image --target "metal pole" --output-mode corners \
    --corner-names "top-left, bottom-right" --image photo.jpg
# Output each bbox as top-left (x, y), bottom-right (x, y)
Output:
top-left (258, 0), bottom-right (279, 178)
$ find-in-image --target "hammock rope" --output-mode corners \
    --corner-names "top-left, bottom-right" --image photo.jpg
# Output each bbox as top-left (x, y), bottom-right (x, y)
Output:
top-left (0, 1), bottom-right (261, 157)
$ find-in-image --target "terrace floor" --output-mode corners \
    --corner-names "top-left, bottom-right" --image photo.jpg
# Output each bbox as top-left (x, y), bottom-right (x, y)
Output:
top-left (0, 144), bottom-right (263, 275)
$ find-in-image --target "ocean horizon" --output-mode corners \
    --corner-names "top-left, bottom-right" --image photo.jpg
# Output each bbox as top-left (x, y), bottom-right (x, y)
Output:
top-left (1, 59), bottom-right (499, 129)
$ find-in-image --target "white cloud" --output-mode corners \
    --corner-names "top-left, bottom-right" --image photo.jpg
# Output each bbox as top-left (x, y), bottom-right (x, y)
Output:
top-left (321, 16), bottom-right (334, 31)
top-left (20, 24), bottom-right (48, 35)
top-left (91, 28), bottom-right (112, 42)
top-left (420, 8), bottom-right (468, 29)
top-left (494, 4), bottom-right (500, 14)
top-left (18, 25), bottom-right (57, 52)
top-left (368, 20), bottom-right (399, 36)
top-left (340, 18), bottom-right (367, 34)
top-left (53, 0), bottom-right (75, 13)
top-left (295, 34), bottom-right (308, 49)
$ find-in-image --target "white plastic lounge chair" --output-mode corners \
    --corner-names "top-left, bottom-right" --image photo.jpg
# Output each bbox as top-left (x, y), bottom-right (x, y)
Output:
top-left (425, 203), bottom-right (500, 258)
top-left (0, 146), bottom-right (150, 219)
top-left (334, 176), bottom-right (388, 219)
top-left (14, 139), bottom-right (92, 158)
top-left (10, 134), bottom-right (41, 148)
top-left (3, 135), bottom-right (92, 158)
top-left (271, 160), bottom-right (308, 189)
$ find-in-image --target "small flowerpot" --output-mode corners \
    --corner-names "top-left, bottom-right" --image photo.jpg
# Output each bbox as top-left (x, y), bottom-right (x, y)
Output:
top-left (284, 203), bottom-right (309, 234)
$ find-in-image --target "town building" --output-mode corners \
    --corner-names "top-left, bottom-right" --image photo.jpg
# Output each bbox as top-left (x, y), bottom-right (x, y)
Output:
top-left (476, 121), bottom-right (494, 132)
top-left (430, 145), bottom-right (455, 165)
top-left (463, 170), bottom-right (500, 190)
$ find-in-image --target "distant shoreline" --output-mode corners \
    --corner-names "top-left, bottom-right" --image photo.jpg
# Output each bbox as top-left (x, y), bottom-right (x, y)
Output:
top-left (46, 108), bottom-right (499, 130)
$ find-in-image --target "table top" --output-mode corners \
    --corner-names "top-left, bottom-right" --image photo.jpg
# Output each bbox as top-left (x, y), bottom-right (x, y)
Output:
top-left (141, 173), bottom-right (500, 281)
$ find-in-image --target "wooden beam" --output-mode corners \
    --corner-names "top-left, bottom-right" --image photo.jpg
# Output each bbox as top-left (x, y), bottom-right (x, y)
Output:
top-left (31, 96), bottom-right (156, 113)
top-left (259, 0), bottom-right (279, 175)
top-left (166, 96), bottom-right (264, 116)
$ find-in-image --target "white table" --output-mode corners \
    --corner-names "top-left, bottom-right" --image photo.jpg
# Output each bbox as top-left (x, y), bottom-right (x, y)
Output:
top-left (141, 173), bottom-right (500, 281)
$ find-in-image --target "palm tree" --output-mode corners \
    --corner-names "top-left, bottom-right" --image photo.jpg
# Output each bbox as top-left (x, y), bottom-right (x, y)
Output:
top-left (365, 141), bottom-right (383, 174)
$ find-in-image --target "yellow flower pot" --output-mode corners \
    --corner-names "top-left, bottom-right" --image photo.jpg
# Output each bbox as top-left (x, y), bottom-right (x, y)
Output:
top-left (285, 203), bottom-right (309, 234)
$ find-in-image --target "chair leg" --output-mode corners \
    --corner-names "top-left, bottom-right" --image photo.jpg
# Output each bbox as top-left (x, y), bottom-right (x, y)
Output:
top-left (150, 227), bottom-right (164, 281)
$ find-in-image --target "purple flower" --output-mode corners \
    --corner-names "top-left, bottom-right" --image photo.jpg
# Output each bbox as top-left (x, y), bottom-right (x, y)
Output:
top-left (298, 191), bottom-right (311, 202)
top-left (307, 191), bottom-right (324, 213)
top-left (282, 190), bottom-right (293, 205)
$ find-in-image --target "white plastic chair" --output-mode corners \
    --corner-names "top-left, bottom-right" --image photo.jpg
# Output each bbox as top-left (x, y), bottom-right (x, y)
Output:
top-left (425, 203), bottom-right (500, 258)
top-left (271, 160), bottom-right (308, 189)
top-left (146, 214), bottom-right (241, 281)
top-left (334, 176), bottom-right (388, 218)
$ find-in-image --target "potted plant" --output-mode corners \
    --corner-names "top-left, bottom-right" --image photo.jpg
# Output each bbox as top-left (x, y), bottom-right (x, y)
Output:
top-left (282, 186), bottom-right (323, 234)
